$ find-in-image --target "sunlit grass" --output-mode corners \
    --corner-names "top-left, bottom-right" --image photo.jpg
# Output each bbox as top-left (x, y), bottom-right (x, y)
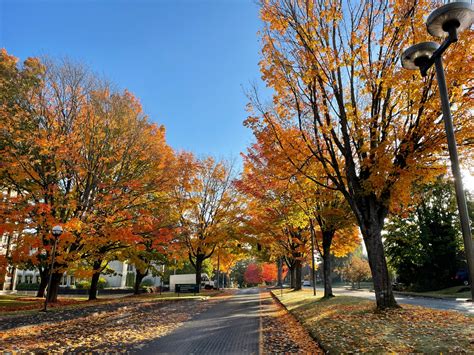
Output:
top-left (273, 289), bottom-right (473, 353)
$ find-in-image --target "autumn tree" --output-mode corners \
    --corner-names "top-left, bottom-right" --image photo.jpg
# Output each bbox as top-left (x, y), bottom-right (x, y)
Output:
top-left (74, 90), bottom-right (176, 300)
top-left (0, 51), bottom-right (177, 301)
top-left (238, 137), bottom-right (359, 295)
top-left (173, 155), bottom-right (242, 288)
top-left (244, 262), bottom-right (263, 285)
top-left (213, 240), bottom-right (247, 289)
top-left (0, 52), bottom-right (95, 301)
top-left (294, 178), bottom-right (360, 298)
top-left (341, 256), bottom-right (372, 289)
top-left (262, 262), bottom-right (278, 284)
top-left (249, 0), bottom-right (473, 309)
top-left (237, 144), bottom-right (311, 291)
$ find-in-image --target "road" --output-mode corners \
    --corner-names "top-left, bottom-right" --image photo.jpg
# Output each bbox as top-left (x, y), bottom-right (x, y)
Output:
top-left (330, 287), bottom-right (474, 315)
top-left (139, 288), bottom-right (260, 354)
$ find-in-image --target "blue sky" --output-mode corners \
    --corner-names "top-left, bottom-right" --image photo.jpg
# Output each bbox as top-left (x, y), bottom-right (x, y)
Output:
top-left (1, 0), bottom-right (269, 162)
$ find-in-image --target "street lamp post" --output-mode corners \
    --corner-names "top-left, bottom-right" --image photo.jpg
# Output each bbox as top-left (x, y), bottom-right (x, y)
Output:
top-left (217, 252), bottom-right (220, 291)
top-left (43, 225), bottom-right (63, 312)
top-left (401, 2), bottom-right (474, 301)
top-left (309, 219), bottom-right (317, 297)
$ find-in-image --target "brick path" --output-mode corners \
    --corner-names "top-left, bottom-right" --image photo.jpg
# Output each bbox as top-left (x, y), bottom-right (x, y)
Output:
top-left (139, 288), bottom-right (260, 354)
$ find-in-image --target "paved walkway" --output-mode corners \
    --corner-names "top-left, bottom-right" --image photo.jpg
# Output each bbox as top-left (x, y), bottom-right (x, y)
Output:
top-left (331, 287), bottom-right (474, 315)
top-left (139, 288), bottom-right (260, 354)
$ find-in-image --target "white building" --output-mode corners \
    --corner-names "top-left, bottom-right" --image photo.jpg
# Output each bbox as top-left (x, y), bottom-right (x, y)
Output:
top-left (1, 258), bottom-right (161, 291)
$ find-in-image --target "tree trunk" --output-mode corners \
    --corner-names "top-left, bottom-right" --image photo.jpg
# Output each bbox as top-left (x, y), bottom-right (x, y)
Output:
top-left (46, 272), bottom-right (62, 303)
top-left (89, 271), bottom-right (100, 301)
top-left (322, 230), bottom-right (335, 298)
top-left (277, 258), bottom-right (283, 287)
top-left (360, 222), bottom-right (398, 309)
top-left (36, 267), bottom-right (48, 297)
top-left (195, 256), bottom-right (203, 291)
top-left (134, 269), bottom-right (147, 295)
top-left (293, 259), bottom-right (302, 290)
top-left (289, 265), bottom-right (296, 288)
top-left (88, 260), bottom-right (103, 301)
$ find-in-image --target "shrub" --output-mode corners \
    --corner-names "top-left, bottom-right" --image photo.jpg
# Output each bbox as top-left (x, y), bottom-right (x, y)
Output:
top-left (75, 277), bottom-right (108, 290)
top-left (16, 282), bottom-right (40, 291)
top-left (75, 280), bottom-right (91, 289)
top-left (140, 279), bottom-right (154, 287)
top-left (97, 277), bottom-right (108, 289)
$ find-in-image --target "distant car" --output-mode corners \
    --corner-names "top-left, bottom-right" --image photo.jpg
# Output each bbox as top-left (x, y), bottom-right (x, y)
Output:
top-left (302, 280), bottom-right (311, 287)
top-left (454, 269), bottom-right (469, 286)
top-left (391, 282), bottom-right (405, 291)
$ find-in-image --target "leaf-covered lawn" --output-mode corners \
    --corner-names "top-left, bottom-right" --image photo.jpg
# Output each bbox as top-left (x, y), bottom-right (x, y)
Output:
top-left (273, 289), bottom-right (474, 353)
top-left (0, 295), bottom-right (104, 313)
top-left (0, 294), bottom-right (228, 352)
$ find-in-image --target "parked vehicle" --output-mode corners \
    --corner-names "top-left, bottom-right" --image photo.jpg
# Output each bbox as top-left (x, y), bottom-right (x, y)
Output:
top-left (302, 280), bottom-right (311, 287)
top-left (170, 273), bottom-right (214, 292)
top-left (454, 269), bottom-right (469, 286)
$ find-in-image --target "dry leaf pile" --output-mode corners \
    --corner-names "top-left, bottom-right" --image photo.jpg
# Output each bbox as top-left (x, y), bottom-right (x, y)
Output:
top-left (260, 290), bottom-right (323, 354)
top-left (0, 297), bottom-right (220, 352)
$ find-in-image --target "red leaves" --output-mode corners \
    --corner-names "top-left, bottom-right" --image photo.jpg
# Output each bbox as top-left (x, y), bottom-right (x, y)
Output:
top-left (262, 263), bottom-right (278, 283)
top-left (244, 263), bottom-right (263, 284)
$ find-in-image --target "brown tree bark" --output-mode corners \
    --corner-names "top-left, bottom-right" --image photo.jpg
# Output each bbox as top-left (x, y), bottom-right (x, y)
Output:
top-left (36, 267), bottom-right (49, 298)
top-left (277, 257), bottom-right (283, 287)
top-left (88, 260), bottom-right (103, 301)
top-left (355, 200), bottom-right (398, 309)
top-left (191, 254), bottom-right (204, 291)
top-left (134, 269), bottom-right (147, 295)
top-left (46, 272), bottom-right (62, 303)
top-left (322, 230), bottom-right (335, 298)
top-left (293, 259), bottom-right (302, 291)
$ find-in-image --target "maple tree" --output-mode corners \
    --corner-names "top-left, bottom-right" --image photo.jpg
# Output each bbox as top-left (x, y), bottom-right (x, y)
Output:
top-left (238, 136), bottom-right (359, 294)
top-left (0, 51), bottom-right (177, 301)
top-left (294, 178), bottom-right (360, 298)
top-left (237, 145), bottom-right (310, 290)
top-left (212, 240), bottom-right (247, 289)
top-left (261, 263), bottom-right (278, 284)
top-left (0, 52), bottom-right (86, 301)
top-left (339, 256), bottom-right (371, 289)
top-left (249, 0), bottom-right (473, 308)
top-left (73, 90), bottom-right (176, 300)
top-left (172, 155), bottom-right (243, 288)
top-left (244, 262), bottom-right (263, 285)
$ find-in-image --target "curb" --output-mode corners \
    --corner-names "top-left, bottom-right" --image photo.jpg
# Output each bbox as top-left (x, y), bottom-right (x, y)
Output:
top-left (258, 289), bottom-right (264, 355)
top-left (340, 287), bottom-right (471, 302)
top-left (269, 290), bottom-right (327, 353)
top-left (393, 291), bottom-right (471, 302)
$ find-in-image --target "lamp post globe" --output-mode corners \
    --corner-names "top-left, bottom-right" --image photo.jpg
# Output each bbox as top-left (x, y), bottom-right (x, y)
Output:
top-left (426, 2), bottom-right (473, 38)
top-left (400, 1), bottom-right (474, 302)
top-left (52, 225), bottom-right (63, 237)
top-left (401, 42), bottom-right (439, 70)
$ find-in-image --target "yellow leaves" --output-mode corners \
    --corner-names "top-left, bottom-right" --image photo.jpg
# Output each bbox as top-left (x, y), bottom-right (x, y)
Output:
top-left (260, 4), bottom-right (288, 35)
top-left (277, 289), bottom-right (474, 353)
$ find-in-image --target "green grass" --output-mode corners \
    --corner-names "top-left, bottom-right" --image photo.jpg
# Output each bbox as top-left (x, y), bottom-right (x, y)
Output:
top-left (273, 289), bottom-right (473, 353)
top-left (139, 289), bottom-right (227, 301)
top-left (0, 299), bottom-right (36, 308)
top-left (334, 281), bottom-right (471, 299)
top-left (395, 285), bottom-right (471, 299)
top-left (0, 295), bottom-right (37, 307)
